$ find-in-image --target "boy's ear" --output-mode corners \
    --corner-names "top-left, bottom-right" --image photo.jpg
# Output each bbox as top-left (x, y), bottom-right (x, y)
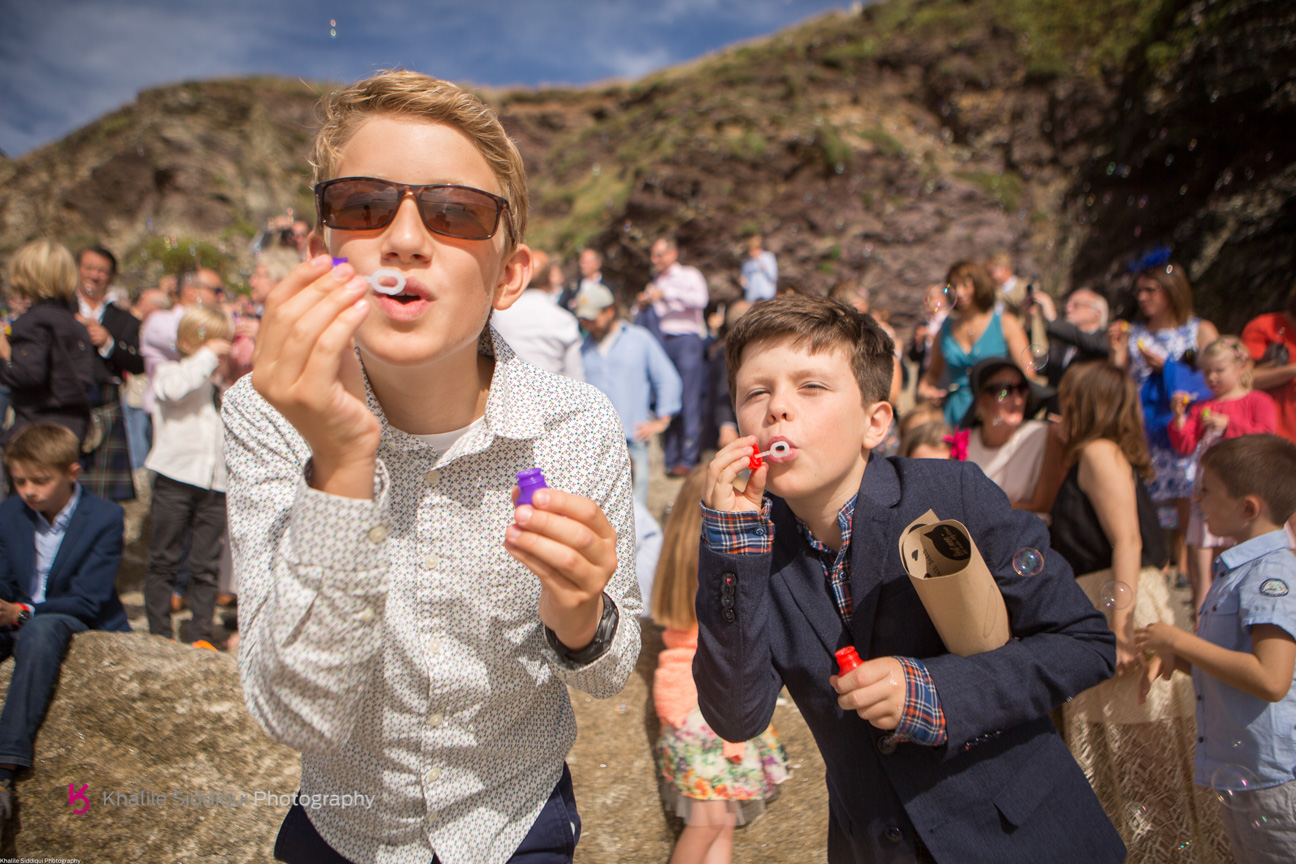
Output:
top-left (492, 243), bottom-right (533, 312)
top-left (862, 400), bottom-right (895, 452)
top-left (66, 462), bottom-right (82, 484)
top-left (1241, 493), bottom-right (1267, 523)
top-left (307, 229), bottom-right (327, 259)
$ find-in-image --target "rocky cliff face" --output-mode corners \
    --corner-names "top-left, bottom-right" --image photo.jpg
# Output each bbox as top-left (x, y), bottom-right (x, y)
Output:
top-left (0, 0), bottom-right (1290, 330)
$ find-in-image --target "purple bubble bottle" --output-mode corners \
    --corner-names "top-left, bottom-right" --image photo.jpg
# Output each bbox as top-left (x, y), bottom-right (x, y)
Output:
top-left (515, 468), bottom-right (548, 507)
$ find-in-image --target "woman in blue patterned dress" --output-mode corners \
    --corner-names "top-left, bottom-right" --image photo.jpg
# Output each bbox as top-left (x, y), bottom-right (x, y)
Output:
top-left (918, 260), bottom-right (1033, 427)
top-left (1109, 261), bottom-right (1218, 579)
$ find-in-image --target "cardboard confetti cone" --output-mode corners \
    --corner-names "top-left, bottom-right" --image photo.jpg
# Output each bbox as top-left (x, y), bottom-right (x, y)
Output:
top-left (898, 509), bottom-right (1010, 657)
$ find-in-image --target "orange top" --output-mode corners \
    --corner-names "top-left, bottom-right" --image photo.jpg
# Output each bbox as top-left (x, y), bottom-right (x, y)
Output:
top-left (653, 626), bottom-right (746, 760)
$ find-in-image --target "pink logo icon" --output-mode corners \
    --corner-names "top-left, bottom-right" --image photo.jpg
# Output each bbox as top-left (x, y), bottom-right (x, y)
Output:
top-left (68, 782), bottom-right (89, 814)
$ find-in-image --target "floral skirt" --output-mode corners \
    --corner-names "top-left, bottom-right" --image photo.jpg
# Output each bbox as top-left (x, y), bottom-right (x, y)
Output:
top-left (655, 707), bottom-right (790, 826)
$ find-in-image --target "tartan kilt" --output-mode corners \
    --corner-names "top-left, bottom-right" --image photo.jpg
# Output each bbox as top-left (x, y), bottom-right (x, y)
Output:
top-left (81, 401), bottom-right (137, 501)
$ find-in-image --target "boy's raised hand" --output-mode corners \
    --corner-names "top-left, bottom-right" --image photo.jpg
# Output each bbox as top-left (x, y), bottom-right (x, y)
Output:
top-left (251, 256), bottom-right (380, 497)
top-left (1134, 623), bottom-right (1178, 704)
top-left (703, 435), bottom-right (768, 513)
top-left (505, 487), bottom-right (618, 653)
top-left (831, 657), bottom-right (907, 730)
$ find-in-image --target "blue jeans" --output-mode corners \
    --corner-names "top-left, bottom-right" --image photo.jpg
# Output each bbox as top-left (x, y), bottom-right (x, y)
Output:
top-left (0, 613), bottom-right (88, 768)
top-left (627, 439), bottom-right (650, 505)
top-left (122, 401), bottom-right (152, 473)
top-left (661, 333), bottom-right (706, 471)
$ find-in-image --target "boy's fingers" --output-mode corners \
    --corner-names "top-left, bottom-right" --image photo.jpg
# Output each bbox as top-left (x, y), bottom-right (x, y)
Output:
top-left (504, 530), bottom-right (609, 596)
top-left (524, 489), bottom-right (615, 541)
top-left (257, 263), bottom-right (360, 361)
top-left (511, 505), bottom-right (615, 571)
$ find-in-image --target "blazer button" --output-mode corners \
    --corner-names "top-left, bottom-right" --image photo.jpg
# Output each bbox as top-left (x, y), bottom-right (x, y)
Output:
top-left (883, 826), bottom-right (903, 844)
top-left (876, 735), bottom-right (897, 755)
top-left (722, 572), bottom-right (736, 587)
top-left (722, 609), bottom-right (736, 623)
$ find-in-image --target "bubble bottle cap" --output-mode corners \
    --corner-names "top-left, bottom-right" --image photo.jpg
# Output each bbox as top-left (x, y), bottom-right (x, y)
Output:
top-left (515, 468), bottom-right (548, 507)
top-left (748, 447), bottom-right (763, 471)
top-left (331, 257), bottom-right (348, 267)
top-left (835, 646), bottom-right (862, 675)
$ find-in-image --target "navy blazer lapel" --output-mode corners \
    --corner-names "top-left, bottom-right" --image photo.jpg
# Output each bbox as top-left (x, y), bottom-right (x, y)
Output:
top-left (849, 455), bottom-right (902, 652)
top-left (770, 497), bottom-right (848, 656)
top-left (46, 495), bottom-right (90, 595)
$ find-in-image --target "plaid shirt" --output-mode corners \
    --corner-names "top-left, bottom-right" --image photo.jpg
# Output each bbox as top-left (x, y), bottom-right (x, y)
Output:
top-left (702, 496), bottom-right (947, 747)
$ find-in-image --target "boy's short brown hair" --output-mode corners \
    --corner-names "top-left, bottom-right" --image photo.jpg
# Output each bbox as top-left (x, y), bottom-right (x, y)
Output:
top-left (1200, 434), bottom-right (1296, 524)
top-left (6, 239), bottom-right (78, 303)
top-left (725, 293), bottom-right (894, 406)
top-left (3, 423), bottom-right (82, 472)
top-left (310, 70), bottom-right (528, 251)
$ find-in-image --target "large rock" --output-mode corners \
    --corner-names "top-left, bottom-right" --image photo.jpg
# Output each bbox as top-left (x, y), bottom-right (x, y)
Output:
top-left (3, 627), bottom-right (832, 862)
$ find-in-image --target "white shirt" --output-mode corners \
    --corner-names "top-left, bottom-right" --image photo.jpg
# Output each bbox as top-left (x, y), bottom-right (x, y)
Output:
top-left (650, 263), bottom-right (708, 336)
top-left (144, 347), bottom-right (226, 491)
top-left (32, 484), bottom-right (82, 603)
top-left (490, 290), bottom-right (584, 380)
top-left (966, 420), bottom-right (1049, 512)
top-left (139, 304), bottom-right (185, 413)
top-left (223, 332), bottom-right (640, 864)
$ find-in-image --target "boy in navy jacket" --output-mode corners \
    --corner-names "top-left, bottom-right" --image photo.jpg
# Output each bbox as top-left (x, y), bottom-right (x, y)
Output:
top-left (695, 294), bottom-right (1123, 863)
top-left (0, 423), bottom-right (128, 834)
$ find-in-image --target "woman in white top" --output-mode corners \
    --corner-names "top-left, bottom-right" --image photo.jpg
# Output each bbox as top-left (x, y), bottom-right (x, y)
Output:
top-left (959, 356), bottom-right (1060, 517)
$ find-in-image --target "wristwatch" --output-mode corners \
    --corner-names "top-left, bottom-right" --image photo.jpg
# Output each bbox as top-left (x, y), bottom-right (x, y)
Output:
top-left (13, 605), bottom-right (31, 628)
top-left (545, 592), bottom-right (618, 666)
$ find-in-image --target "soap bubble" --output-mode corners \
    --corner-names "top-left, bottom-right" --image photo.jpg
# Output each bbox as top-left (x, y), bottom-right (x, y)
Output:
top-left (1013, 548), bottom-right (1044, 577)
top-left (1020, 343), bottom-right (1048, 372)
top-left (1125, 802), bottom-right (1151, 833)
top-left (1099, 581), bottom-right (1134, 611)
top-left (1210, 764), bottom-right (1259, 811)
top-left (927, 284), bottom-right (956, 313)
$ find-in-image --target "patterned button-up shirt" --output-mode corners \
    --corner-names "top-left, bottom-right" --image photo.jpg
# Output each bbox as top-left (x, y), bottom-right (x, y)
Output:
top-left (224, 330), bottom-right (641, 864)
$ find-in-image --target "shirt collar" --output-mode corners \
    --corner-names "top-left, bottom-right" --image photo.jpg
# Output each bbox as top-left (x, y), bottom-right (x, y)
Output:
top-left (1216, 529), bottom-right (1292, 572)
top-left (796, 492), bottom-right (859, 556)
top-left (360, 327), bottom-right (546, 458)
top-left (33, 483), bottom-right (81, 530)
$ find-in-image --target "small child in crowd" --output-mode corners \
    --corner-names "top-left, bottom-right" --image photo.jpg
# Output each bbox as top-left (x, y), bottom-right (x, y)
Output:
top-left (1137, 434), bottom-right (1296, 864)
top-left (1169, 336), bottom-right (1278, 609)
top-left (651, 465), bottom-right (789, 864)
top-left (143, 306), bottom-right (233, 649)
top-left (899, 420), bottom-right (953, 460)
top-left (0, 423), bottom-right (129, 835)
top-left (695, 293), bottom-right (1124, 862)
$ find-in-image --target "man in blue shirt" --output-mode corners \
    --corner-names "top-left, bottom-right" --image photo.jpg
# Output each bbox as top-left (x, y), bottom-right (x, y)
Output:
top-left (575, 285), bottom-right (682, 504)
top-left (739, 235), bottom-right (778, 304)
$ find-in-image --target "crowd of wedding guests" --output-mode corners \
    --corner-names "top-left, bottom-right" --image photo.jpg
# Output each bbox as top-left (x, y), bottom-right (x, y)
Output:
top-left (2, 223), bottom-right (1295, 861)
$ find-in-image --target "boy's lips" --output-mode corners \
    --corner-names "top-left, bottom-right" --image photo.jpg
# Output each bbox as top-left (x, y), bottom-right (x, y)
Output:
top-left (371, 275), bottom-right (432, 321)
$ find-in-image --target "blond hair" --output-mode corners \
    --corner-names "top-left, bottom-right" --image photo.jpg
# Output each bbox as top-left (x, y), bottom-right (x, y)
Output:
top-left (651, 466), bottom-right (710, 630)
top-left (6, 239), bottom-right (78, 303)
top-left (176, 306), bottom-right (233, 357)
top-left (3, 422), bottom-right (81, 471)
top-left (1200, 336), bottom-right (1253, 389)
top-left (310, 70), bottom-right (528, 251)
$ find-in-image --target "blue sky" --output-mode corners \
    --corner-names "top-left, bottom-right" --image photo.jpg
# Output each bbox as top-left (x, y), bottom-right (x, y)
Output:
top-left (0, 0), bottom-right (861, 157)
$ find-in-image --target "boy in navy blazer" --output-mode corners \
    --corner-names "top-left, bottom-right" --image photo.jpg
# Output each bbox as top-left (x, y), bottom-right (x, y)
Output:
top-left (0, 423), bottom-right (128, 832)
top-left (695, 295), bottom-right (1124, 863)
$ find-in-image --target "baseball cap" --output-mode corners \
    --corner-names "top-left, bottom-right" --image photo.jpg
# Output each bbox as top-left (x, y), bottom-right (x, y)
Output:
top-left (573, 284), bottom-right (615, 320)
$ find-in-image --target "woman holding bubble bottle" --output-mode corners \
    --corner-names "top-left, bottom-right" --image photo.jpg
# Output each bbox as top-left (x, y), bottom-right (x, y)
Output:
top-left (917, 260), bottom-right (1036, 428)
top-left (1048, 361), bottom-right (1231, 863)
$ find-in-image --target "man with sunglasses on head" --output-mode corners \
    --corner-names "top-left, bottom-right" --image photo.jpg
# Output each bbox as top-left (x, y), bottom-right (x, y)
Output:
top-left (223, 72), bottom-right (639, 864)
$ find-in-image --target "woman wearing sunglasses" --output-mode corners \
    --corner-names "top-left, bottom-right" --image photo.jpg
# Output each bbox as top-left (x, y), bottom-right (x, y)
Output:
top-left (221, 72), bottom-right (640, 864)
top-left (958, 356), bottom-right (1058, 518)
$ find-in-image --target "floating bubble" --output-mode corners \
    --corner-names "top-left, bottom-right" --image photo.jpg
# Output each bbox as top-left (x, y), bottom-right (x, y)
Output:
top-left (1020, 344), bottom-right (1048, 372)
top-left (1099, 581), bottom-right (1134, 611)
top-left (1013, 548), bottom-right (1044, 577)
top-left (1125, 802), bottom-right (1151, 833)
top-left (927, 284), bottom-right (956, 314)
top-left (1210, 764), bottom-right (1259, 811)
top-left (1176, 840), bottom-right (1193, 852)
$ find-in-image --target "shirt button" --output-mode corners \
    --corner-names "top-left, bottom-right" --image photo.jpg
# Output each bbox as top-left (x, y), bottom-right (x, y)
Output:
top-left (424, 469), bottom-right (440, 486)
top-left (424, 554), bottom-right (439, 569)
top-left (1198, 737), bottom-right (1205, 743)
top-left (427, 637), bottom-right (443, 653)
top-left (424, 767), bottom-right (440, 784)
top-left (357, 608), bottom-right (375, 623)
top-left (367, 525), bottom-right (388, 544)
top-left (428, 712), bottom-right (443, 727)
top-left (722, 609), bottom-right (736, 623)
top-left (877, 736), bottom-right (897, 755)
top-left (884, 826), bottom-right (903, 844)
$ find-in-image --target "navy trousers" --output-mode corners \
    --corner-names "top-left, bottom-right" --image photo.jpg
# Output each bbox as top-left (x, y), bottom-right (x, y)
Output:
top-left (661, 333), bottom-right (706, 471)
top-left (274, 764), bottom-right (581, 864)
top-left (0, 613), bottom-right (88, 768)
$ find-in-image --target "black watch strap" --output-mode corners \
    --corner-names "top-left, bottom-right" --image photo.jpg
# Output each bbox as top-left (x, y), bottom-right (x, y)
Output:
top-left (14, 607), bottom-right (31, 627)
top-left (545, 592), bottom-right (618, 666)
